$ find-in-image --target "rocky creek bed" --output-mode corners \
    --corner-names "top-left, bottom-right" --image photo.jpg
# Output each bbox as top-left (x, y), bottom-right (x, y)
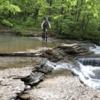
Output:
top-left (28, 70), bottom-right (100, 100)
top-left (0, 67), bottom-right (32, 100)
top-left (0, 43), bottom-right (98, 100)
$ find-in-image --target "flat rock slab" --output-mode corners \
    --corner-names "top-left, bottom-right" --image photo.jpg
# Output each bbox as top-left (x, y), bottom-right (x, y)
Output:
top-left (0, 67), bottom-right (33, 78)
top-left (28, 74), bottom-right (100, 100)
top-left (0, 67), bottom-right (33, 100)
top-left (0, 47), bottom-right (52, 57)
top-left (21, 72), bottom-right (44, 86)
top-left (59, 43), bottom-right (78, 47)
top-left (34, 64), bottom-right (53, 74)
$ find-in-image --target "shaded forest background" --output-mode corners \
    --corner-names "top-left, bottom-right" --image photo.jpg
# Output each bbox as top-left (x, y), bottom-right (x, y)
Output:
top-left (0, 0), bottom-right (100, 40)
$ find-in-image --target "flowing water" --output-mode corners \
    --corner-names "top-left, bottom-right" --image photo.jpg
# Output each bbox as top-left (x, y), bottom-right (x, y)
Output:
top-left (40, 40), bottom-right (100, 90)
top-left (89, 45), bottom-right (100, 54)
top-left (1, 34), bottom-right (100, 89)
top-left (44, 59), bottom-right (100, 89)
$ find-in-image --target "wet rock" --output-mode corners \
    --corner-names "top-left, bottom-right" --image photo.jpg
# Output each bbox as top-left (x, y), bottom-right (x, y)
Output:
top-left (34, 64), bottom-right (53, 74)
top-left (92, 41), bottom-right (100, 46)
top-left (41, 49), bottom-right (65, 62)
top-left (25, 85), bottom-right (31, 90)
top-left (21, 72), bottom-right (44, 86)
top-left (58, 43), bottom-right (88, 55)
top-left (41, 43), bottom-right (89, 62)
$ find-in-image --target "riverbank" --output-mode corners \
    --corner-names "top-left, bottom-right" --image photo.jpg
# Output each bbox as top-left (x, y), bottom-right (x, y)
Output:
top-left (0, 28), bottom-right (100, 41)
top-left (0, 29), bottom-right (56, 38)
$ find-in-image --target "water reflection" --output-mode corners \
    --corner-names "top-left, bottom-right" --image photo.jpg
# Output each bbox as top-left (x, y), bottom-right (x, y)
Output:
top-left (42, 41), bottom-right (48, 47)
top-left (0, 35), bottom-right (57, 53)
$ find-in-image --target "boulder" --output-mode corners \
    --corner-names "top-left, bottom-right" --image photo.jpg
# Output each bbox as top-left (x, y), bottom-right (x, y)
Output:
top-left (21, 72), bottom-right (44, 86)
top-left (41, 43), bottom-right (89, 62)
top-left (58, 43), bottom-right (88, 54)
top-left (34, 64), bottom-right (53, 74)
top-left (41, 49), bottom-right (65, 62)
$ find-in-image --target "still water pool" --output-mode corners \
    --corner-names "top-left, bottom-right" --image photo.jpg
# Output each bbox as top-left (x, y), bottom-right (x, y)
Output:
top-left (0, 35), bottom-right (57, 53)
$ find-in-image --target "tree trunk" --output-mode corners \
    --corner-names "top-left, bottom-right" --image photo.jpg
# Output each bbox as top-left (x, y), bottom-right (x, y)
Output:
top-left (81, 15), bottom-right (92, 38)
top-left (24, 11), bottom-right (26, 21)
top-left (61, 0), bottom-right (64, 14)
top-left (58, 0), bottom-right (64, 34)
top-left (70, 0), bottom-right (83, 34)
top-left (49, 0), bottom-right (52, 15)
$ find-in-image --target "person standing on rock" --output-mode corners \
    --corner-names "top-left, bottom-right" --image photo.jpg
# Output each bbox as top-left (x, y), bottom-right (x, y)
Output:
top-left (41, 17), bottom-right (51, 39)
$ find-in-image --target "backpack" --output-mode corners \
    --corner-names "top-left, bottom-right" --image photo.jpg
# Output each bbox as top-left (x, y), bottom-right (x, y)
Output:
top-left (43, 21), bottom-right (49, 28)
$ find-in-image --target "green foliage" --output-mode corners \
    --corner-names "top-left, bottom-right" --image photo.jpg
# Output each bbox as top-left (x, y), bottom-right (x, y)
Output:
top-left (1, 0), bottom-right (100, 40)
top-left (0, 0), bottom-right (21, 27)
top-left (12, 26), bottom-right (23, 34)
top-left (2, 19), bottom-right (13, 26)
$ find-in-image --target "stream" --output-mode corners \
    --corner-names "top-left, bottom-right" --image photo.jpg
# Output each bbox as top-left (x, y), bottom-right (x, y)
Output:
top-left (0, 34), bottom-right (100, 90)
top-left (0, 35), bottom-right (57, 53)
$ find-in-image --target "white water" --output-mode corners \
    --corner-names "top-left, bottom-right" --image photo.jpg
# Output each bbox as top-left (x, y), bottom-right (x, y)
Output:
top-left (41, 43), bottom-right (100, 89)
top-left (44, 43), bottom-right (100, 89)
top-left (89, 45), bottom-right (100, 54)
top-left (45, 60), bottom-right (100, 89)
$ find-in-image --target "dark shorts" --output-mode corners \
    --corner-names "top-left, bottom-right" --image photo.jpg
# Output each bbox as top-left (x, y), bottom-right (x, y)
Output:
top-left (42, 28), bottom-right (45, 32)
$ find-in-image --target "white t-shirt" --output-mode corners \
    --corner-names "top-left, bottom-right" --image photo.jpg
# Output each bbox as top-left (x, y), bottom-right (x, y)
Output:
top-left (42, 21), bottom-right (50, 24)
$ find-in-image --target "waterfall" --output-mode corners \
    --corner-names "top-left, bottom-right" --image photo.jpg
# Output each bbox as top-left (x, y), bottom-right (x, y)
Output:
top-left (78, 58), bottom-right (100, 66)
top-left (45, 59), bottom-right (100, 89)
top-left (89, 45), bottom-right (100, 54)
top-left (92, 41), bottom-right (100, 46)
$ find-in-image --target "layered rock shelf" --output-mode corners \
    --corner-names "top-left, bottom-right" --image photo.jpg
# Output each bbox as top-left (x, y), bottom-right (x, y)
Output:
top-left (0, 61), bottom-right (54, 100)
top-left (0, 43), bottom-right (94, 100)
top-left (41, 43), bottom-right (92, 62)
top-left (0, 67), bottom-right (32, 100)
top-left (0, 43), bottom-right (92, 58)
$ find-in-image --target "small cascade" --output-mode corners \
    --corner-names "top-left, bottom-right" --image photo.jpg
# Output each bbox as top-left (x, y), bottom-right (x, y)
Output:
top-left (44, 59), bottom-right (100, 89)
top-left (92, 41), bottom-right (100, 46)
top-left (77, 61), bottom-right (100, 89)
top-left (89, 45), bottom-right (100, 54)
top-left (78, 58), bottom-right (100, 66)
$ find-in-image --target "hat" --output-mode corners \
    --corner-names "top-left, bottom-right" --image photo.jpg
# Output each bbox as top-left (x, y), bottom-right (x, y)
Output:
top-left (46, 17), bottom-right (48, 20)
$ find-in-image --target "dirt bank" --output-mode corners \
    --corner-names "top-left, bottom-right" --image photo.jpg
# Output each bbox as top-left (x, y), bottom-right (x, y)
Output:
top-left (0, 29), bottom-right (56, 37)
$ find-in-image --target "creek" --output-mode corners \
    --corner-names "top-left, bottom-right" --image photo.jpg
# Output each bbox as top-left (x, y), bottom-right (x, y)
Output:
top-left (0, 34), bottom-right (100, 90)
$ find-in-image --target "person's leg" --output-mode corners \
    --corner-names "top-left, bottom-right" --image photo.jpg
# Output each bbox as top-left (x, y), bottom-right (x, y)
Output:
top-left (42, 29), bottom-right (44, 38)
top-left (42, 31), bottom-right (44, 37)
top-left (42, 29), bottom-right (45, 39)
top-left (45, 31), bottom-right (48, 42)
